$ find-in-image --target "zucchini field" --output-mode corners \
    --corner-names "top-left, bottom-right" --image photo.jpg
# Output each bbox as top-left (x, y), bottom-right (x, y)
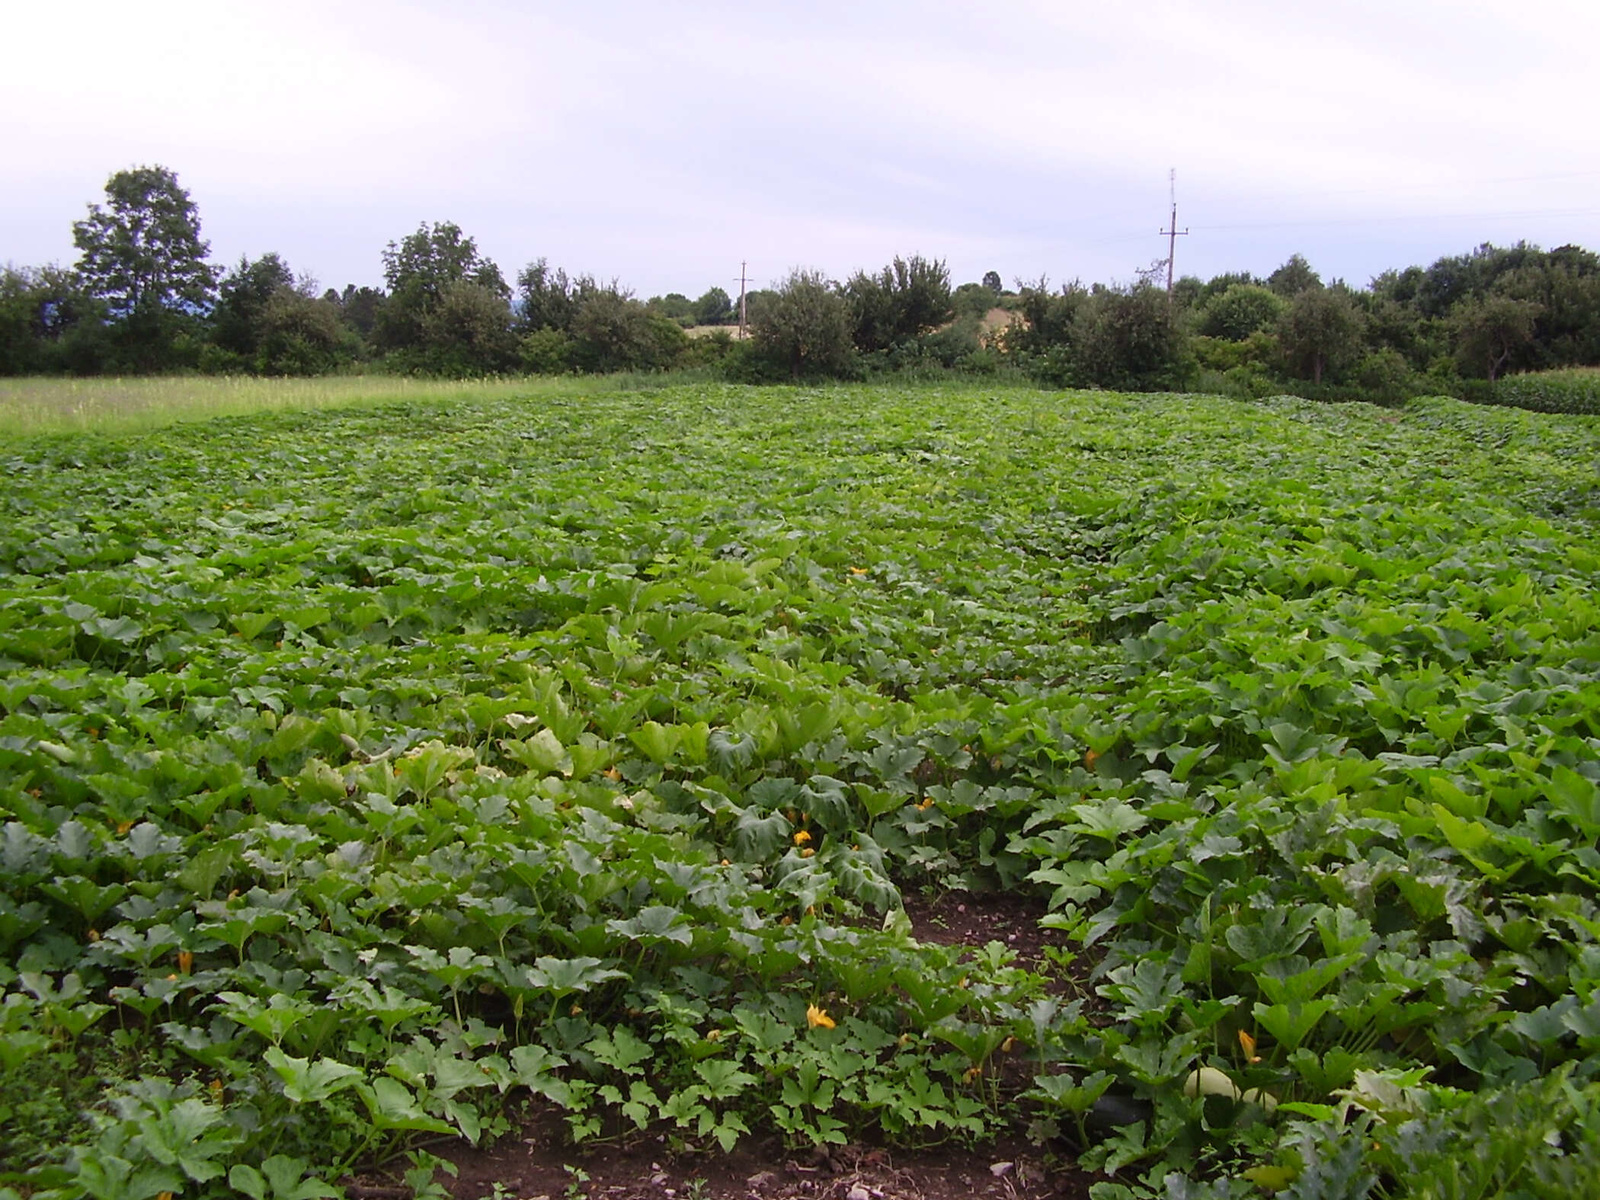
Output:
top-left (3, 383), bottom-right (1599, 1197)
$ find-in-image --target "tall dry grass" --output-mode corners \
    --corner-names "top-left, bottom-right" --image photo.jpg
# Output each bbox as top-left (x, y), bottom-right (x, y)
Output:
top-left (0, 375), bottom-right (570, 437)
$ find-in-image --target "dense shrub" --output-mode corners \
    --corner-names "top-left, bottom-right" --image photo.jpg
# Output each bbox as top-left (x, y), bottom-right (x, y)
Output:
top-left (1013, 280), bottom-right (1087, 355)
top-left (751, 269), bottom-right (857, 380)
top-left (1076, 284), bottom-right (1195, 392)
top-left (519, 327), bottom-right (574, 374)
top-left (569, 290), bottom-right (685, 374)
top-left (1195, 365), bottom-right (1275, 400)
top-left (256, 291), bottom-right (363, 375)
top-left (845, 255), bottom-right (954, 353)
top-left (1352, 347), bottom-right (1425, 404)
top-left (1196, 283), bottom-right (1285, 341)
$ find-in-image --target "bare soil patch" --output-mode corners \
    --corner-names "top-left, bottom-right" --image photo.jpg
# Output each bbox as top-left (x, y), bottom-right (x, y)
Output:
top-left (433, 1122), bottom-right (1095, 1200)
top-left (391, 893), bottom-right (1103, 1200)
top-left (978, 309), bottom-right (1019, 336)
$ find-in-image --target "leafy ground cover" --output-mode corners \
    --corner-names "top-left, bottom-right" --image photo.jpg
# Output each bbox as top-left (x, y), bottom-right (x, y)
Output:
top-left (2, 382), bottom-right (1599, 1198)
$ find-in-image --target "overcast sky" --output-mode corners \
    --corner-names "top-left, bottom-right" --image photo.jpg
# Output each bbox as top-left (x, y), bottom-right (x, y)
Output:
top-left (5, 0), bottom-right (1599, 300)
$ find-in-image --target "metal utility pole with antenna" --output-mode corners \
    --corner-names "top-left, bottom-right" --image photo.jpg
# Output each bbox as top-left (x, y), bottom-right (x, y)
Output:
top-left (1160, 169), bottom-right (1189, 306)
top-left (734, 261), bottom-right (751, 339)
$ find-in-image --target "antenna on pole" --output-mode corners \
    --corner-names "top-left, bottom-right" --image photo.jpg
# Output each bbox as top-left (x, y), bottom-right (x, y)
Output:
top-left (1160, 169), bottom-right (1189, 307)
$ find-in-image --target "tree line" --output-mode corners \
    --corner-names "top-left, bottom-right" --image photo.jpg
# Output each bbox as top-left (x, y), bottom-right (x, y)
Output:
top-left (4, 165), bottom-right (1599, 398)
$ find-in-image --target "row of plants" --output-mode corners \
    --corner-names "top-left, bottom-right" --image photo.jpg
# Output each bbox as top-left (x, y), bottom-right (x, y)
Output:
top-left (1491, 367), bottom-right (1600, 415)
top-left (2, 383), bottom-right (1599, 1197)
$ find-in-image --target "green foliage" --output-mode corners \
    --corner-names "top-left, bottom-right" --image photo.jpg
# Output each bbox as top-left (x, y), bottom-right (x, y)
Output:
top-left (1350, 348), bottom-right (1422, 404)
top-left (1013, 278), bottom-right (1088, 355)
top-left (1266, 254), bottom-right (1321, 297)
top-left (377, 222), bottom-right (510, 372)
top-left (520, 327), bottom-right (575, 374)
top-left (1278, 286), bottom-right (1365, 385)
top-left (740, 289), bottom-right (777, 327)
top-left (952, 283), bottom-right (997, 323)
top-left (751, 269), bottom-right (857, 379)
top-left (5, 378), bottom-right (1600, 1188)
top-left (1356, 293), bottom-right (1440, 371)
top-left (845, 255), bottom-right (954, 353)
top-left (0, 266), bottom-right (37, 374)
top-left (1196, 284), bottom-right (1285, 341)
top-left (0, 1033), bottom-right (103, 1170)
top-left (1170, 275), bottom-right (1205, 315)
top-left (1197, 271), bottom-right (1260, 304)
top-left (1076, 284), bottom-right (1194, 392)
top-left (517, 259), bottom-right (580, 335)
top-left (517, 267), bottom-right (689, 374)
top-left (1402, 241), bottom-right (1545, 318)
top-left (693, 287), bottom-right (734, 327)
top-left (1507, 244), bottom-right (1600, 369)
top-left (645, 293), bottom-right (697, 328)
top-left (256, 291), bottom-right (362, 376)
top-left (208, 255), bottom-right (361, 376)
top-left (1450, 293), bottom-right (1542, 381)
top-left (70, 165), bottom-right (218, 372)
top-left (1490, 366), bottom-right (1600, 414)
top-left (213, 253), bottom-right (298, 359)
top-left (324, 284), bottom-right (384, 342)
top-left (72, 165), bottom-right (217, 322)
top-left (570, 288), bottom-right (687, 374)
top-left (1280, 1069), bottom-right (1600, 1199)
top-left (0, 264), bottom-right (104, 375)
top-left (415, 281), bottom-right (519, 376)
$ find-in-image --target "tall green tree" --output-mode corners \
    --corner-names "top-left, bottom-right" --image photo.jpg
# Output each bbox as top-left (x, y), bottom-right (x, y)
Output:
top-left (753, 269), bottom-right (856, 380)
top-left (1076, 283), bottom-right (1194, 392)
top-left (1197, 283), bottom-right (1284, 341)
top-left (1411, 242), bottom-right (1542, 318)
top-left (212, 253), bottom-right (297, 360)
top-left (1198, 270), bottom-right (1260, 304)
top-left (844, 255), bottom-right (953, 353)
top-left (416, 280), bottom-right (519, 375)
top-left (516, 258), bottom-right (581, 334)
top-left (1278, 286), bottom-right (1365, 385)
top-left (326, 284), bottom-right (384, 342)
top-left (1450, 294), bottom-right (1542, 382)
top-left (1267, 254), bottom-right (1321, 297)
top-left (0, 266), bottom-right (45, 375)
top-left (72, 165), bottom-right (217, 370)
top-left (377, 221), bottom-right (509, 356)
top-left (694, 286), bottom-right (733, 326)
top-left (1500, 246), bottom-right (1600, 369)
top-left (645, 293), bottom-right (696, 327)
top-left (0, 265), bottom-right (103, 375)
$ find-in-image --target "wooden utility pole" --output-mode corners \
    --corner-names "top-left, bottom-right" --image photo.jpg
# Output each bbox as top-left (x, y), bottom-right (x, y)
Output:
top-left (1160, 169), bottom-right (1189, 307)
top-left (735, 261), bottom-right (751, 339)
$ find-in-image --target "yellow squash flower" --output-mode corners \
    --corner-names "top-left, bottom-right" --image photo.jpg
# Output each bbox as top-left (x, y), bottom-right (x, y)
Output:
top-left (806, 1004), bottom-right (836, 1029)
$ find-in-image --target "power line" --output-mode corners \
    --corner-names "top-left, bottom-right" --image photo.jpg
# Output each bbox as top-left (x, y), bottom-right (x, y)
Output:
top-left (1188, 169), bottom-right (1600, 214)
top-left (1079, 205), bottom-right (1599, 249)
top-left (1191, 207), bottom-right (1600, 234)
